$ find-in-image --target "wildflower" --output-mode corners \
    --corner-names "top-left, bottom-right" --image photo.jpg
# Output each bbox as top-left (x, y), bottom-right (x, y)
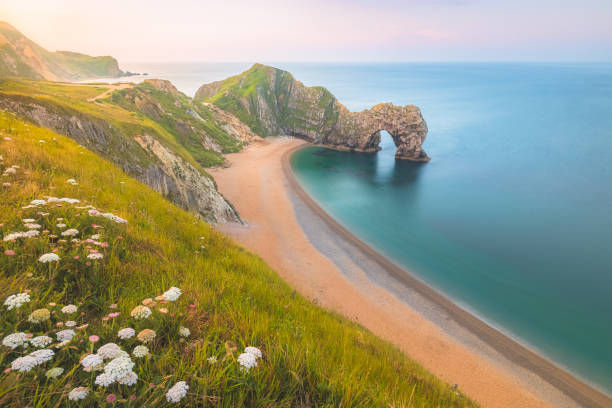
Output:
top-left (46, 367), bottom-right (64, 378)
top-left (162, 287), bottom-right (182, 301)
top-left (77, 324), bottom-right (89, 330)
top-left (103, 355), bottom-right (134, 380)
top-left (30, 349), bottom-right (55, 364)
top-left (117, 371), bottom-right (138, 386)
top-left (56, 223), bottom-right (66, 228)
top-left (30, 199), bottom-right (46, 206)
top-left (81, 353), bottom-right (103, 369)
top-left (108, 312), bottom-right (120, 318)
top-left (95, 372), bottom-right (114, 387)
top-left (237, 352), bottom-right (258, 371)
top-left (68, 387), bottom-right (89, 401)
top-left (101, 212), bottom-right (128, 224)
top-left (61, 228), bottom-right (79, 236)
top-left (129, 395), bottom-right (137, 401)
top-left (106, 394), bottom-right (117, 403)
top-left (118, 328), bottom-right (135, 339)
top-left (207, 356), bottom-right (217, 364)
top-left (179, 327), bottom-right (190, 338)
top-left (244, 346), bottom-right (263, 359)
top-left (30, 336), bottom-right (53, 348)
top-left (109, 303), bottom-right (118, 309)
top-left (88, 209), bottom-right (100, 216)
top-left (65, 320), bottom-right (77, 327)
top-left (130, 305), bottom-right (152, 320)
top-left (87, 253), bottom-right (103, 260)
top-left (166, 381), bottom-right (189, 403)
top-left (157, 307), bottom-right (168, 314)
top-left (137, 329), bottom-right (156, 344)
top-left (22, 218), bottom-right (36, 223)
top-left (4, 292), bottom-right (30, 310)
top-left (89, 335), bottom-right (100, 342)
top-left (24, 223), bottom-right (41, 229)
top-left (28, 308), bottom-right (51, 323)
top-left (2, 332), bottom-right (28, 349)
top-left (132, 345), bottom-right (148, 358)
top-left (97, 343), bottom-right (122, 359)
top-left (56, 329), bottom-right (76, 342)
top-left (66, 178), bottom-right (78, 186)
top-left (11, 356), bottom-right (38, 372)
top-left (3, 167), bottom-right (16, 175)
top-left (91, 234), bottom-right (100, 240)
top-left (142, 298), bottom-right (155, 307)
top-left (4, 249), bottom-right (15, 255)
top-left (39, 253), bottom-right (60, 263)
top-left (61, 304), bottom-right (78, 314)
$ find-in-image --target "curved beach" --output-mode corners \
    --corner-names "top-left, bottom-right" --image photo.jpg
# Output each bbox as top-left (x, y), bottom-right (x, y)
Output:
top-left (210, 137), bottom-right (611, 408)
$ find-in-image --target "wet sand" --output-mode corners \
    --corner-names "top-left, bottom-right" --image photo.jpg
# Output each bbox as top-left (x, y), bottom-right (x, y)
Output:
top-left (210, 137), bottom-right (611, 408)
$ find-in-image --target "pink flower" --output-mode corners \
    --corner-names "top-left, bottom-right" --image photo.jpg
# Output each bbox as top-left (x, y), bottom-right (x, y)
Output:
top-left (86, 262), bottom-right (91, 266)
top-left (117, 236), bottom-right (123, 240)
top-left (85, 245), bottom-right (92, 248)
top-left (75, 213), bottom-right (80, 217)
top-left (89, 335), bottom-right (100, 342)
top-left (25, 333), bottom-right (33, 338)
top-left (106, 394), bottom-right (116, 403)
top-left (109, 303), bottom-right (117, 309)
top-left (108, 312), bottom-right (119, 318)
top-left (4, 249), bottom-right (15, 256)
top-left (74, 256), bottom-right (80, 259)
top-left (100, 242), bottom-right (109, 248)
top-left (129, 395), bottom-right (136, 401)
top-left (90, 249), bottom-right (99, 253)
top-left (189, 304), bottom-right (196, 309)
top-left (92, 224), bottom-right (102, 229)
top-left (49, 302), bottom-right (57, 306)
top-left (77, 324), bottom-right (89, 330)
top-left (102, 316), bottom-right (109, 321)
top-left (3, 368), bottom-right (11, 374)
top-left (52, 248), bottom-right (58, 253)
top-left (42, 230), bottom-right (49, 234)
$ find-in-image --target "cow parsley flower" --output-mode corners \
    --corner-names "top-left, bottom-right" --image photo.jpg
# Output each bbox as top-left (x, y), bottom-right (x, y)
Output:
top-left (117, 328), bottom-right (135, 339)
top-left (103, 356), bottom-right (134, 380)
top-left (207, 356), bottom-right (217, 364)
top-left (65, 320), bottom-right (76, 327)
top-left (237, 352), bottom-right (257, 371)
top-left (166, 381), bottom-right (189, 403)
top-left (95, 372), bottom-right (115, 387)
top-left (61, 304), bottom-right (77, 314)
top-left (28, 308), bottom-right (51, 323)
top-left (2, 332), bottom-right (28, 349)
top-left (117, 371), bottom-right (138, 386)
top-left (81, 353), bottom-right (104, 369)
top-left (39, 253), bottom-right (60, 263)
top-left (137, 329), bottom-right (156, 344)
top-left (244, 346), bottom-right (262, 359)
top-left (61, 228), bottom-right (79, 236)
top-left (11, 355), bottom-right (38, 372)
top-left (56, 223), bottom-right (66, 228)
top-left (4, 292), bottom-right (31, 310)
top-left (30, 349), bottom-right (54, 364)
top-left (130, 305), bottom-right (151, 319)
top-left (162, 287), bottom-right (182, 301)
top-left (101, 212), bottom-right (128, 224)
top-left (30, 336), bottom-right (53, 348)
top-left (46, 367), bottom-right (64, 378)
top-left (66, 178), bottom-right (78, 186)
top-left (178, 326), bottom-right (190, 337)
top-left (87, 253), bottom-right (103, 260)
top-left (56, 329), bottom-right (76, 342)
top-left (24, 223), bottom-right (41, 229)
top-left (30, 199), bottom-right (46, 206)
top-left (132, 345), bottom-right (149, 358)
top-left (97, 343), bottom-right (123, 359)
top-left (68, 387), bottom-right (89, 401)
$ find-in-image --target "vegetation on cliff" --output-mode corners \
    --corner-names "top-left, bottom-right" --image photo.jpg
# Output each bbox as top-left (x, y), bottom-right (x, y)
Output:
top-left (0, 22), bottom-right (124, 81)
top-left (0, 115), bottom-right (475, 407)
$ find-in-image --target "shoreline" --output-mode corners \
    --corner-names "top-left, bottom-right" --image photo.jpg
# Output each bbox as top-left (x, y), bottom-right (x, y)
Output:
top-left (210, 137), bottom-right (611, 408)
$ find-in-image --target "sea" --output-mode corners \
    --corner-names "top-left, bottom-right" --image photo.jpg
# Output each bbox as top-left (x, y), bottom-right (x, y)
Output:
top-left (107, 62), bottom-right (612, 394)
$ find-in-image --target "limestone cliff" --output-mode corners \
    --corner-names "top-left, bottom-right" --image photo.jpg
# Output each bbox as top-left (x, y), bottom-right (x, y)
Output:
top-left (195, 63), bottom-right (429, 161)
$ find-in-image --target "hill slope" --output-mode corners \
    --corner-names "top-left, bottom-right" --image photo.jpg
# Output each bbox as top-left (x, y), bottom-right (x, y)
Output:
top-left (0, 79), bottom-right (258, 223)
top-left (0, 114), bottom-right (476, 406)
top-left (0, 22), bottom-right (124, 81)
top-left (195, 64), bottom-right (429, 161)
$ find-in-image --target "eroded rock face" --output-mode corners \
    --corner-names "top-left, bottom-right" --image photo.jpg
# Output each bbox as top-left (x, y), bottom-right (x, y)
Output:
top-left (195, 64), bottom-right (429, 161)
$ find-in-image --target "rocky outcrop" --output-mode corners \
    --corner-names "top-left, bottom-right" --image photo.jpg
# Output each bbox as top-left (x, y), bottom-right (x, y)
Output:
top-left (0, 94), bottom-right (242, 223)
top-left (195, 64), bottom-right (429, 161)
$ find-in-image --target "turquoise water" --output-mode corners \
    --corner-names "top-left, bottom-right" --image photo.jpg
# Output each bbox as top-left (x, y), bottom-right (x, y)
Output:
top-left (288, 63), bottom-right (612, 394)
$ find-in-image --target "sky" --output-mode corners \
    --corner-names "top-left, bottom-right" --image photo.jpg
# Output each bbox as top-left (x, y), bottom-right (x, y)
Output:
top-left (1, 0), bottom-right (611, 62)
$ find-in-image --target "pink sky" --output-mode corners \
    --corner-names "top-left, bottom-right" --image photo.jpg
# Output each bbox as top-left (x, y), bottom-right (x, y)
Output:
top-left (2, 0), bottom-right (611, 62)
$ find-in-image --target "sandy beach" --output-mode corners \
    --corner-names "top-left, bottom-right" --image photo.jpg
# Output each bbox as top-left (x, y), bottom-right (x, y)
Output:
top-left (210, 137), bottom-right (611, 408)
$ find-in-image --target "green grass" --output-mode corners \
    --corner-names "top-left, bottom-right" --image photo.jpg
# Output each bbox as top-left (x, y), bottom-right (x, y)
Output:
top-left (0, 114), bottom-right (477, 407)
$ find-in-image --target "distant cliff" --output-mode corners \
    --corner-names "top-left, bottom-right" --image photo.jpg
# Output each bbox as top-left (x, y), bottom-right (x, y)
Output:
top-left (195, 63), bottom-right (429, 161)
top-left (0, 21), bottom-right (125, 81)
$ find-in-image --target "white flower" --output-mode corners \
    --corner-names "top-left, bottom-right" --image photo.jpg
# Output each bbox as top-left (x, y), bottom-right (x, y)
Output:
top-left (25, 230), bottom-right (40, 238)
top-left (30, 349), bottom-right (54, 364)
top-left (244, 346), bottom-right (262, 359)
top-left (30, 199), bottom-right (46, 206)
top-left (88, 209), bottom-right (100, 216)
top-left (4, 293), bottom-right (30, 310)
top-left (162, 287), bottom-right (182, 301)
top-left (117, 328), bottom-right (135, 339)
top-left (95, 372), bottom-right (115, 387)
top-left (3, 167), bottom-right (16, 175)
top-left (24, 223), bottom-right (41, 229)
top-left (56, 223), bottom-right (66, 228)
top-left (22, 218), bottom-right (35, 223)
top-left (130, 305), bottom-right (151, 319)
top-left (61, 228), bottom-right (79, 236)
top-left (39, 253), bottom-right (60, 263)
top-left (166, 381), bottom-right (189, 403)
top-left (103, 356), bottom-right (134, 381)
top-left (2, 332), bottom-right (28, 349)
top-left (61, 304), bottom-right (78, 314)
top-left (56, 329), bottom-right (76, 342)
top-left (11, 355), bottom-right (38, 372)
top-left (207, 356), bottom-right (217, 364)
top-left (97, 343), bottom-right (122, 359)
top-left (237, 352), bottom-right (258, 371)
top-left (81, 353), bottom-right (104, 369)
top-left (87, 253), bottom-right (103, 260)
top-left (59, 198), bottom-right (80, 204)
top-left (100, 212), bottom-right (128, 224)
top-left (65, 320), bottom-right (76, 327)
top-left (3, 230), bottom-right (39, 241)
top-left (66, 178), bottom-right (78, 185)
top-left (30, 336), bottom-right (53, 348)
top-left (46, 367), bottom-right (64, 378)
top-left (132, 345), bottom-right (148, 358)
top-left (91, 234), bottom-right (100, 240)
top-left (117, 371), bottom-right (138, 386)
top-left (178, 326), bottom-right (191, 338)
top-left (68, 387), bottom-right (89, 401)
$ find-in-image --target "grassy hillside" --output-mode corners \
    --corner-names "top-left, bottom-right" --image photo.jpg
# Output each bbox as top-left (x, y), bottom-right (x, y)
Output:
top-left (0, 114), bottom-right (476, 406)
top-left (0, 21), bottom-right (123, 81)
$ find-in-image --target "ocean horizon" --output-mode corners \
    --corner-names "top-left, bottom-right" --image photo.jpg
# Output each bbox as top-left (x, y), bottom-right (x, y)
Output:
top-left (91, 61), bottom-right (612, 394)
